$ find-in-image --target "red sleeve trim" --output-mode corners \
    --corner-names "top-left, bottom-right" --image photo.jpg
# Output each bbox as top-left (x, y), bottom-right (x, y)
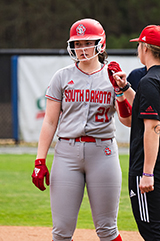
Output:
top-left (140, 112), bottom-right (158, 116)
top-left (45, 95), bottom-right (61, 102)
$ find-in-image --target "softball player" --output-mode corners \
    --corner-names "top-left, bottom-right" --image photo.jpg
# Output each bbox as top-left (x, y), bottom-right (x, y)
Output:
top-left (113, 25), bottom-right (160, 241)
top-left (32, 18), bottom-right (131, 241)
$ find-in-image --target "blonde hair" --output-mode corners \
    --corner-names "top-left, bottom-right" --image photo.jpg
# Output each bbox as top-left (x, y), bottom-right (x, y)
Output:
top-left (145, 43), bottom-right (160, 59)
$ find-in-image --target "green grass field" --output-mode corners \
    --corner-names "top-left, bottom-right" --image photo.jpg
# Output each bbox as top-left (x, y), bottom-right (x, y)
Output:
top-left (0, 154), bottom-right (137, 230)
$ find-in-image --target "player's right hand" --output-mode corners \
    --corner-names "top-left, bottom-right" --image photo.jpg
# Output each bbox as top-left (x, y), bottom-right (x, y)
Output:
top-left (113, 71), bottom-right (127, 89)
top-left (32, 159), bottom-right (50, 191)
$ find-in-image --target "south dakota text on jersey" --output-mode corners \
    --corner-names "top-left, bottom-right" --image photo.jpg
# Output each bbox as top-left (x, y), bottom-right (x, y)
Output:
top-left (64, 89), bottom-right (112, 104)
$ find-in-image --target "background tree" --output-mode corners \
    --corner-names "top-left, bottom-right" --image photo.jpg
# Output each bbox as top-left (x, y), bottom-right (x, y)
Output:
top-left (0, 0), bottom-right (160, 49)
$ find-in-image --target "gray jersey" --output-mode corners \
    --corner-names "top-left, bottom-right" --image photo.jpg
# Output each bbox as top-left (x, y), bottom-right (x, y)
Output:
top-left (46, 63), bottom-right (116, 139)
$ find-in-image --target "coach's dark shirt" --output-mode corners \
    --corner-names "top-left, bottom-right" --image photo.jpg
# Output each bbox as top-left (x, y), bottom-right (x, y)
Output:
top-left (129, 65), bottom-right (160, 178)
top-left (127, 66), bottom-right (147, 91)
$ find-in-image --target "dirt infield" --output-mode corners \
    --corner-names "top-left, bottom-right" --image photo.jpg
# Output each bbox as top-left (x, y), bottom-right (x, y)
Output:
top-left (0, 226), bottom-right (144, 241)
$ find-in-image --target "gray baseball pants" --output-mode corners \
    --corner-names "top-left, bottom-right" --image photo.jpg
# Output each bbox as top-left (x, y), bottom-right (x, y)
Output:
top-left (50, 137), bottom-right (122, 241)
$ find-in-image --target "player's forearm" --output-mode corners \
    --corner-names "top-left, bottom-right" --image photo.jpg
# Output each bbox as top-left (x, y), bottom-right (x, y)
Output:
top-left (115, 94), bottom-right (132, 127)
top-left (113, 71), bottom-right (135, 106)
top-left (143, 120), bottom-right (160, 174)
top-left (36, 120), bottom-right (57, 159)
top-left (123, 87), bottom-right (135, 106)
top-left (118, 115), bottom-right (132, 127)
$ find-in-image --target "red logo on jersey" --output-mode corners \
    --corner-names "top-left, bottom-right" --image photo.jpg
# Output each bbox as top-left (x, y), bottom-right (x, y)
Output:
top-left (76, 24), bottom-right (86, 36)
top-left (141, 105), bottom-right (158, 116)
top-left (68, 80), bottom-right (74, 85)
top-left (145, 106), bottom-right (154, 112)
top-left (104, 147), bottom-right (111, 156)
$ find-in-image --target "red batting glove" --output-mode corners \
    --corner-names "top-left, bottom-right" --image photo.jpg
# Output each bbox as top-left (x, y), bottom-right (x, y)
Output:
top-left (107, 61), bottom-right (122, 92)
top-left (32, 159), bottom-right (50, 191)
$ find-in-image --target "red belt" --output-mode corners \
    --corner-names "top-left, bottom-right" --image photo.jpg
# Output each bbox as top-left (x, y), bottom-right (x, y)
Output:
top-left (59, 136), bottom-right (112, 142)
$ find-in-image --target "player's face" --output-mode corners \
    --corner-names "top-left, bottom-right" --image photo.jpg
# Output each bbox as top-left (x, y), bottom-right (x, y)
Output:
top-left (138, 42), bottom-right (145, 65)
top-left (74, 40), bottom-right (96, 61)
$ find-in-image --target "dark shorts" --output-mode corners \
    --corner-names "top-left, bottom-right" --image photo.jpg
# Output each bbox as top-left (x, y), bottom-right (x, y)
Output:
top-left (129, 175), bottom-right (160, 241)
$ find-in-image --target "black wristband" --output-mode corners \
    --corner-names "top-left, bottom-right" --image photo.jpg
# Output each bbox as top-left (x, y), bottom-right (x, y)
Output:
top-left (120, 82), bottom-right (131, 92)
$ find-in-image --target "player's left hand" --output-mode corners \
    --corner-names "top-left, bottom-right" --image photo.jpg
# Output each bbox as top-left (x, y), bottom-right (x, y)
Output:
top-left (107, 61), bottom-right (122, 92)
top-left (32, 159), bottom-right (50, 191)
top-left (139, 176), bottom-right (154, 194)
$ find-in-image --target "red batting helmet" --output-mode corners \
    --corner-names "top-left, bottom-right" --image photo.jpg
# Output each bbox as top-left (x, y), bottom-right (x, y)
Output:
top-left (67, 18), bottom-right (106, 61)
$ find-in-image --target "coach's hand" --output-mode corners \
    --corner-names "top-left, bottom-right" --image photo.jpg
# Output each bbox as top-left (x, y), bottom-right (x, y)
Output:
top-left (107, 61), bottom-right (122, 92)
top-left (139, 175), bottom-right (154, 194)
top-left (32, 159), bottom-right (50, 191)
